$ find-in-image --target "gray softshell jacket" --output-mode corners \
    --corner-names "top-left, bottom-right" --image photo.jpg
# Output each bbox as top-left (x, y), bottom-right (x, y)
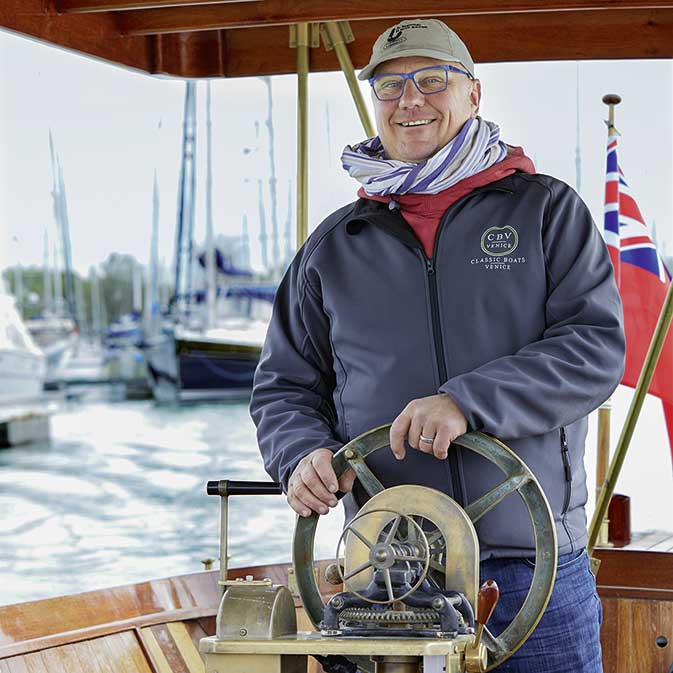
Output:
top-left (250, 173), bottom-right (625, 559)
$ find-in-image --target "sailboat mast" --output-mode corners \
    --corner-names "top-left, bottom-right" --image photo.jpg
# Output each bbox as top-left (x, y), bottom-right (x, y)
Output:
top-left (258, 178), bottom-right (268, 270)
top-left (13, 265), bottom-right (23, 318)
top-left (56, 155), bottom-right (77, 325)
top-left (48, 131), bottom-right (63, 316)
top-left (42, 228), bottom-right (52, 316)
top-left (89, 267), bottom-right (101, 339)
top-left (132, 261), bottom-right (142, 314)
top-left (48, 131), bottom-right (77, 324)
top-left (145, 171), bottom-right (160, 335)
top-left (53, 241), bottom-right (63, 315)
top-left (205, 80), bottom-right (217, 329)
top-left (173, 80), bottom-right (197, 316)
top-left (262, 77), bottom-right (280, 273)
top-left (575, 62), bottom-right (582, 194)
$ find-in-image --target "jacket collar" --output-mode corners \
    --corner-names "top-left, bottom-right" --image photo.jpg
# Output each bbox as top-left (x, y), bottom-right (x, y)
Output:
top-left (345, 174), bottom-right (518, 247)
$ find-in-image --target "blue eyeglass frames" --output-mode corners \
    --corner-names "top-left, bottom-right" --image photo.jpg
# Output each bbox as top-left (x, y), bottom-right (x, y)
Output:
top-left (368, 64), bottom-right (474, 101)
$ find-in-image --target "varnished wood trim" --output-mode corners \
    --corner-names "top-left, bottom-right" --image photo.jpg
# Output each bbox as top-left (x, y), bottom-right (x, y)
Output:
top-left (132, 628), bottom-right (162, 673)
top-left (58, 0), bottom-right (255, 12)
top-left (1, 0), bottom-right (151, 73)
top-left (598, 586), bottom-right (673, 600)
top-left (0, 609), bottom-right (216, 660)
top-left (165, 624), bottom-right (204, 673)
top-left (5, 1), bottom-right (673, 77)
top-left (137, 629), bottom-right (174, 673)
top-left (185, 11), bottom-right (673, 79)
top-left (59, 0), bottom-right (673, 28)
top-left (594, 548), bottom-right (673, 604)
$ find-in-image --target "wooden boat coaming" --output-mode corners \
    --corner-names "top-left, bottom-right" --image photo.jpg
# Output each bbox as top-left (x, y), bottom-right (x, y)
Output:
top-left (0, 549), bottom-right (670, 672)
top-left (3, 1), bottom-right (673, 79)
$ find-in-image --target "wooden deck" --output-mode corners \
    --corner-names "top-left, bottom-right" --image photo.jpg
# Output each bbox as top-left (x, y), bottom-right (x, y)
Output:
top-left (626, 529), bottom-right (673, 553)
top-left (0, 550), bottom-right (670, 673)
top-left (0, 561), bottom-right (337, 673)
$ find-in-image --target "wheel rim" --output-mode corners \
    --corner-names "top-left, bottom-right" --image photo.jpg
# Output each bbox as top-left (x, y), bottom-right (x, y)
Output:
top-left (292, 424), bottom-right (557, 671)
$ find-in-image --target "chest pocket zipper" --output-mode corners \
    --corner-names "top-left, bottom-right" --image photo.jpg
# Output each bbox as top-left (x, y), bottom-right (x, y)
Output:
top-left (560, 426), bottom-right (575, 550)
top-left (560, 426), bottom-right (572, 515)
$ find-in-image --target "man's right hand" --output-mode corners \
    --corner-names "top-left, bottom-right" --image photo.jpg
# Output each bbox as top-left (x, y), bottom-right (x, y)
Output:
top-left (287, 448), bottom-right (356, 517)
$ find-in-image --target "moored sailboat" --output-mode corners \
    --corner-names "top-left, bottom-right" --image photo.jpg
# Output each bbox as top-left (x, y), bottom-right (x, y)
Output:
top-left (0, 282), bottom-right (47, 405)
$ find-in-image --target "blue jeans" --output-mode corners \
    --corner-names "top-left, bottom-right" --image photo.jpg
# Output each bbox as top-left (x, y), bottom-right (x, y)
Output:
top-left (480, 549), bottom-right (603, 673)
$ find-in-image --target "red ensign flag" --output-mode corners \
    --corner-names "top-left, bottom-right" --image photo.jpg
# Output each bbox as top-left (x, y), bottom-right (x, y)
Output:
top-left (604, 130), bottom-right (673, 463)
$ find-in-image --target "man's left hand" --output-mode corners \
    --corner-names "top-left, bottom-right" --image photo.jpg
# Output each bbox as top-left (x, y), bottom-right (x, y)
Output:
top-left (389, 393), bottom-right (468, 460)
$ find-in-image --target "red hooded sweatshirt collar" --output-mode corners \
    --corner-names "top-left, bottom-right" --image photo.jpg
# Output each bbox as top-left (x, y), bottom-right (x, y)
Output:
top-left (357, 146), bottom-right (535, 258)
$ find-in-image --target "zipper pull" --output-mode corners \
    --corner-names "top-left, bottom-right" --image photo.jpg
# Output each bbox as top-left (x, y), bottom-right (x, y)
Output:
top-left (560, 427), bottom-right (571, 481)
top-left (388, 195), bottom-right (400, 211)
top-left (426, 258), bottom-right (435, 275)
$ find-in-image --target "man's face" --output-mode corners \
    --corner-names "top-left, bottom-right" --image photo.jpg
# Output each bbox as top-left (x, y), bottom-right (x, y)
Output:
top-left (372, 56), bottom-right (481, 163)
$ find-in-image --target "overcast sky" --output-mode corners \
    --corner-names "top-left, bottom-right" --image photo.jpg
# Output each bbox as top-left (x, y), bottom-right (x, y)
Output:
top-left (0, 28), bottom-right (671, 531)
top-left (1, 29), bottom-right (672, 279)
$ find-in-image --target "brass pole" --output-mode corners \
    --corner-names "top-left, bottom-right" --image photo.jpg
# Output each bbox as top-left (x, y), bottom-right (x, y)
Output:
top-left (296, 23), bottom-right (310, 246)
top-left (596, 403), bottom-right (611, 505)
top-left (589, 93), bottom-right (623, 555)
top-left (602, 93), bottom-right (621, 133)
top-left (219, 494), bottom-right (228, 596)
top-left (324, 22), bottom-right (375, 139)
top-left (588, 277), bottom-right (673, 556)
top-left (595, 402), bottom-right (612, 546)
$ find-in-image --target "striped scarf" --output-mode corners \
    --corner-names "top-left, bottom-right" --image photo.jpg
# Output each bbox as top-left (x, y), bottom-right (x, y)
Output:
top-left (341, 117), bottom-right (508, 196)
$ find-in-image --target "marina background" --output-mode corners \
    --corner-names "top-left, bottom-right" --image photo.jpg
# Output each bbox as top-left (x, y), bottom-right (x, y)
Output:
top-left (0, 383), bottom-right (671, 607)
top-left (1, 29), bottom-right (672, 608)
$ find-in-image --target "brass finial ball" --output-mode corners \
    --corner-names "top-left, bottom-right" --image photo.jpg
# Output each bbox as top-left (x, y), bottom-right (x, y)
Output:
top-left (602, 94), bottom-right (622, 106)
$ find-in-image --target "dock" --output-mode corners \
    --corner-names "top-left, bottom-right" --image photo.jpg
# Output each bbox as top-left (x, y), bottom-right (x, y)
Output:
top-left (0, 395), bottom-right (61, 448)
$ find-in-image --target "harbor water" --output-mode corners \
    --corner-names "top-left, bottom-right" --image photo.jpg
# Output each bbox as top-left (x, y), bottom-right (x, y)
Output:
top-left (0, 386), bottom-right (671, 607)
top-left (0, 391), bottom-right (344, 606)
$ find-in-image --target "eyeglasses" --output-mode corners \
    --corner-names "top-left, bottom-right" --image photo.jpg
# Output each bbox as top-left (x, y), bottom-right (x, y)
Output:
top-left (369, 64), bottom-right (473, 101)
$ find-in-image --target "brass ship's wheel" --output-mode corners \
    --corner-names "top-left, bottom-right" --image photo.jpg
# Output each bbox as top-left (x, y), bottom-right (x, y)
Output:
top-left (335, 508), bottom-right (431, 604)
top-left (293, 425), bottom-right (558, 672)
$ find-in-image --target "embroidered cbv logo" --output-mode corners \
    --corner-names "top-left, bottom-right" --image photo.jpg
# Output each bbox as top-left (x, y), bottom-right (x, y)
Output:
top-left (480, 225), bottom-right (519, 256)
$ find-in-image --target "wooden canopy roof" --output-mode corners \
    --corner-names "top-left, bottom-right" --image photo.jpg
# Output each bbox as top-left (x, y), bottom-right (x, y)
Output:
top-left (2, 1), bottom-right (673, 78)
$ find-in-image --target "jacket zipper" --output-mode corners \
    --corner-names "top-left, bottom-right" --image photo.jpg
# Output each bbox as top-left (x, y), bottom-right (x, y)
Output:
top-left (559, 426), bottom-right (574, 550)
top-left (424, 245), bottom-right (466, 507)
top-left (560, 426), bottom-right (571, 515)
top-left (365, 191), bottom-right (514, 506)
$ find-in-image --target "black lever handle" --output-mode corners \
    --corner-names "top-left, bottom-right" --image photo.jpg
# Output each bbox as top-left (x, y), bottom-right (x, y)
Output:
top-left (206, 480), bottom-right (283, 497)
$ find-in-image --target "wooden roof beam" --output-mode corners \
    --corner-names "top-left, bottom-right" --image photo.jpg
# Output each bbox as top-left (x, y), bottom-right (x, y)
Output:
top-left (56, 0), bottom-right (257, 14)
top-left (115, 0), bottom-right (673, 36)
top-left (199, 9), bottom-right (673, 79)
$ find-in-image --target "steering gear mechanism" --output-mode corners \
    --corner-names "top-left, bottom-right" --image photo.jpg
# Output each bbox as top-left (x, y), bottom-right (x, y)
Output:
top-left (200, 425), bottom-right (558, 673)
top-left (321, 507), bottom-right (475, 639)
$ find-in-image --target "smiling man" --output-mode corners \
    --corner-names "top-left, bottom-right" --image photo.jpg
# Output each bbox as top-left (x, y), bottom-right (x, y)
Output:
top-left (251, 18), bottom-right (624, 673)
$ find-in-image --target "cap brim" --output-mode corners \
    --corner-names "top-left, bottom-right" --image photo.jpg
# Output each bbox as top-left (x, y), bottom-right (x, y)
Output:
top-left (358, 49), bottom-right (472, 81)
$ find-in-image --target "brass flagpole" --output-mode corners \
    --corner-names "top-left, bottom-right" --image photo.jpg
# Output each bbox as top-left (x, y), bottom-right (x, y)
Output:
top-left (588, 278), bottom-right (673, 557)
top-left (594, 93), bottom-right (621, 548)
top-left (588, 97), bottom-right (673, 558)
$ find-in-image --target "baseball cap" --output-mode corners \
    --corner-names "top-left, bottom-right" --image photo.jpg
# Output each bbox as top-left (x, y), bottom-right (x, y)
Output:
top-left (357, 19), bottom-right (475, 81)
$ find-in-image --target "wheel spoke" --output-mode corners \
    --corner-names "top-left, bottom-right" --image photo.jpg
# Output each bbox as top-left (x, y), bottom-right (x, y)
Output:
top-left (465, 472), bottom-right (530, 523)
top-left (429, 558), bottom-right (445, 573)
top-left (384, 514), bottom-right (402, 545)
top-left (384, 569), bottom-right (395, 602)
top-left (348, 455), bottom-right (385, 497)
top-left (426, 529), bottom-right (444, 547)
top-left (344, 560), bottom-right (372, 580)
top-left (348, 526), bottom-right (374, 549)
top-left (481, 626), bottom-right (507, 656)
